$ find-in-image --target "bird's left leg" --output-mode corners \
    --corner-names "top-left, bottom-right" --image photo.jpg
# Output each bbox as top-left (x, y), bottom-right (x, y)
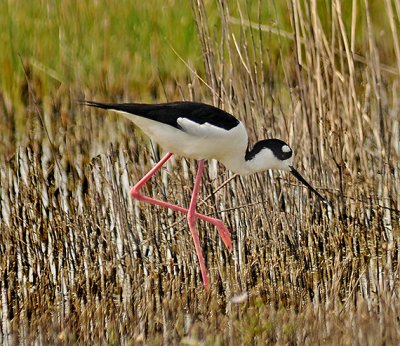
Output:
top-left (186, 160), bottom-right (209, 289)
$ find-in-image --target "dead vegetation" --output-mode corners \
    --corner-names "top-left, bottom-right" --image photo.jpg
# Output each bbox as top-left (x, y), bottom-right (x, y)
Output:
top-left (0, 0), bottom-right (399, 344)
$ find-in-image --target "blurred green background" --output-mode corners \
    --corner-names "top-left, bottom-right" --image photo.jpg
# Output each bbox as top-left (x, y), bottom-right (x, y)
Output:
top-left (2, 0), bottom-right (395, 104)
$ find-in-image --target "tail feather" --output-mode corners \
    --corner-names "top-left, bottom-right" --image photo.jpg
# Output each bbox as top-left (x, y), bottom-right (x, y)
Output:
top-left (79, 100), bottom-right (152, 115)
top-left (79, 100), bottom-right (114, 110)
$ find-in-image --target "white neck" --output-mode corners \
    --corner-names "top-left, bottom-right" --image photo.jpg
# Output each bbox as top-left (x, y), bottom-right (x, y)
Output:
top-left (220, 147), bottom-right (292, 175)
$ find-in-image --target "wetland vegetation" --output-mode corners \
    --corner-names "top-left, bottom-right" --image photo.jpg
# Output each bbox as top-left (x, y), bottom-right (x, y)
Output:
top-left (0, 0), bottom-right (399, 344)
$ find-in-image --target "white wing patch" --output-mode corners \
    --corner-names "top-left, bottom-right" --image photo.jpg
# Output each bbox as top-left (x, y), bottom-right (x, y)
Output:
top-left (177, 117), bottom-right (229, 137)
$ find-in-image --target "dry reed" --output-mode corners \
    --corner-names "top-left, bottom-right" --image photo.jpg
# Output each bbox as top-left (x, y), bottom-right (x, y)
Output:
top-left (0, 0), bottom-right (399, 344)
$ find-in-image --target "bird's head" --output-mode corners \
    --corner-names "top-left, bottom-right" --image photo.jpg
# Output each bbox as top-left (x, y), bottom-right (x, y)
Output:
top-left (246, 139), bottom-right (327, 203)
top-left (246, 139), bottom-right (293, 171)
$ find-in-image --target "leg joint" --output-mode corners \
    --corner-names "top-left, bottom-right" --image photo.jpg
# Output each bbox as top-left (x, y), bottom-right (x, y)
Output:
top-left (130, 186), bottom-right (141, 199)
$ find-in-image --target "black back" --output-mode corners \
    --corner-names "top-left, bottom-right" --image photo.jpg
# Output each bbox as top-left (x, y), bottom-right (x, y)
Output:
top-left (82, 101), bottom-right (240, 131)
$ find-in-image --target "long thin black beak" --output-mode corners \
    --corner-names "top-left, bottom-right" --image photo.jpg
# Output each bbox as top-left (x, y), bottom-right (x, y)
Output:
top-left (289, 166), bottom-right (328, 204)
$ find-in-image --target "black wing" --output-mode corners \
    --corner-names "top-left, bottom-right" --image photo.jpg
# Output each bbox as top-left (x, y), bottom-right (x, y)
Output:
top-left (80, 100), bottom-right (240, 130)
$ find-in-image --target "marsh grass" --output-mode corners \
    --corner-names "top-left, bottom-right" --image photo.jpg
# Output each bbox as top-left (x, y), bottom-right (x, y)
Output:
top-left (1, 0), bottom-right (400, 344)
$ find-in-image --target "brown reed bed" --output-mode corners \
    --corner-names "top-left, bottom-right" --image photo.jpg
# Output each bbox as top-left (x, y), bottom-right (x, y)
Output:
top-left (1, 0), bottom-right (399, 344)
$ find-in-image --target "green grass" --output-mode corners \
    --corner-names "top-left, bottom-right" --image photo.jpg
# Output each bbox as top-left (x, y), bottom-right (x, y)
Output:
top-left (1, 0), bottom-right (201, 102)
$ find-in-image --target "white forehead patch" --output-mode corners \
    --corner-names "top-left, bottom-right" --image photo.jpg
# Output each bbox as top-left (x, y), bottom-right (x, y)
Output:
top-left (282, 145), bottom-right (291, 153)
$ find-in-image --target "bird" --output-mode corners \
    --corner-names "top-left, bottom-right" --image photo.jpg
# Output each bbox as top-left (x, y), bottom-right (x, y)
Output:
top-left (81, 100), bottom-right (327, 290)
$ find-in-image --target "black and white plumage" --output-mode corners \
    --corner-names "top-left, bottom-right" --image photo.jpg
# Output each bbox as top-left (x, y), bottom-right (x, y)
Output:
top-left (82, 100), bottom-right (325, 202)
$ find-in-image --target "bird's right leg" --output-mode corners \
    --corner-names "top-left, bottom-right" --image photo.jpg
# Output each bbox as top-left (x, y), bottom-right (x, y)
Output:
top-left (130, 152), bottom-right (232, 250)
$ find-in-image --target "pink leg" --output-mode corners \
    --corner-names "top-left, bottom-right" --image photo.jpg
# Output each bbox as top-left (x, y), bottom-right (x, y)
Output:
top-left (130, 153), bottom-right (232, 250)
top-left (187, 160), bottom-right (209, 289)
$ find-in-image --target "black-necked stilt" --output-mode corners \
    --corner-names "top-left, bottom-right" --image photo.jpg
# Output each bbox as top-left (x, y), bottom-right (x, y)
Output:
top-left (82, 100), bottom-right (327, 289)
